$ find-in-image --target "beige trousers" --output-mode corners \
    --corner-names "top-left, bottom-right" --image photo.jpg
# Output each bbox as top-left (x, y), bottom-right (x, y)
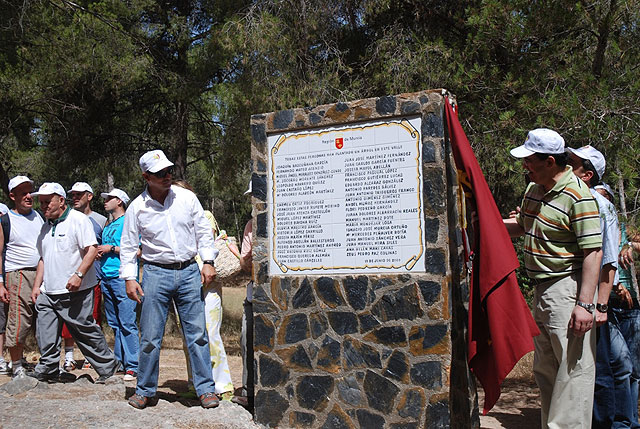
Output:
top-left (533, 274), bottom-right (596, 429)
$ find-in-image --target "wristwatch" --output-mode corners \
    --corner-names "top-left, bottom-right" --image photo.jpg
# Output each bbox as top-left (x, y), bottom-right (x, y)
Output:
top-left (596, 303), bottom-right (609, 313)
top-left (576, 301), bottom-right (595, 313)
top-left (202, 260), bottom-right (215, 266)
top-left (110, 245), bottom-right (115, 253)
top-left (74, 271), bottom-right (84, 279)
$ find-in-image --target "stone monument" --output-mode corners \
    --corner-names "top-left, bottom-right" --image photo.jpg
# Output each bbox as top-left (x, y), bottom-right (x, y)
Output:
top-left (248, 89), bottom-right (478, 428)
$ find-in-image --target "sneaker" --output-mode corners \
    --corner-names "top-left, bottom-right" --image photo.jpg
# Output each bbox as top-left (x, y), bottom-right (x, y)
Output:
top-left (128, 393), bottom-right (150, 410)
top-left (63, 359), bottom-right (77, 372)
top-left (0, 361), bottom-right (9, 375)
top-left (27, 369), bottom-right (76, 383)
top-left (21, 358), bottom-right (36, 371)
top-left (123, 370), bottom-right (136, 381)
top-left (199, 392), bottom-right (220, 409)
top-left (12, 367), bottom-right (27, 379)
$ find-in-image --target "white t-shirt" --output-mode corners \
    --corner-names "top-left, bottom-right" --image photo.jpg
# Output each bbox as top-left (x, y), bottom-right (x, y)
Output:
top-left (5, 210), bottom-right (44, 272)
top-left (37, 208), bottom-right (98, 295)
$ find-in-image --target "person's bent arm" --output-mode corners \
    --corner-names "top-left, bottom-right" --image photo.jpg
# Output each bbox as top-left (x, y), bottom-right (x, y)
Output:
top-left (32, 259), bottom-right (44, 303)
top-left (569, 248), bottom-right (602, 336)
top-left (503, 217), bottom-right (525, 238)
top-left (595, 263), bottom-right (615, 326)
top-left (66, 245), bottom-right (97, 292)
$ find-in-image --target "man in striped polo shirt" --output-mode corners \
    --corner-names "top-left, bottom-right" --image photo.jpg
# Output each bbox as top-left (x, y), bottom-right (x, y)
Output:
top-left (504, 128), bottom-right (602, 429)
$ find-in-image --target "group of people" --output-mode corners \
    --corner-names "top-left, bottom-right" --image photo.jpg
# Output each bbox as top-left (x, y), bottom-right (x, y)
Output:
top-left (504, 128), bottom-right (640, 428)
top-left (0, 149), bottom-right (254, 411)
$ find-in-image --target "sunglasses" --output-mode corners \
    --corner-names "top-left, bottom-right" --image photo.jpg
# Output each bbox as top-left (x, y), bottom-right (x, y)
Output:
top-left (150, 166), bottom-right (174, 178)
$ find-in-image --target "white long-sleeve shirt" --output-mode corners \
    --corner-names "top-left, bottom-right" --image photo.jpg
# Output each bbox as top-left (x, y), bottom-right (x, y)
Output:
top-left (119, 185), bottom-right (218, 280)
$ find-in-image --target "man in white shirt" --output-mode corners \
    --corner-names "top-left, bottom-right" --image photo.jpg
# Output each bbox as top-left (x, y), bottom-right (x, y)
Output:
top-left (120, 150), bottom-right (219, 410)
top-left (29, 182), bottom-right (118, 383)
top-left (0, 176), bottom-right (44, 378)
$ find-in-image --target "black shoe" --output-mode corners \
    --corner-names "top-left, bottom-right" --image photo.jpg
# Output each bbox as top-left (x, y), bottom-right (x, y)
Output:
top-left (95, 365), bottom-right (118, 384)
top-left (27, 370), bottom-right (76, 384)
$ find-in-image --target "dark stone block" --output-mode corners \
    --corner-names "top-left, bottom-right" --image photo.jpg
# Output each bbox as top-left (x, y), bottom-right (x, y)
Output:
top-left (384, 350), bottom-right (409, 382)
top-left (371, 284), bottom-right (423, 322)
top-left (257, 159), bottom-right (266, 172)
top-left (419, 95), bottom-right (429, 104)
top-left (426, 398), bottom-right (450, 428)
top-left (343, 337), bottom-right (381, 369)
top-left (335, 102), bottom-right (349, 112)
top-left (328, 311), bottom-right (358, 335)
top-left (277, 345), bottom-right (313, 370)
top-left (376, 96), bottom-right (396, 115)
top-left (418, 280), bottom-right (441, 305)
top-left (252, 285), bottom-right (278, 314)
top-left (397, 388), bottom-right (426, 419)
top-left (252, 173), bottom-right (267, 202)
top-left (424, 218), bottom-right (439, 243)
top-left (317, 335), bottom-right (341, 373)
top-left (366, 326), bottom-right (407, 346)
top-left (423, 169), bottom-right (445, 215)
top-left (256, 212), bottom-right (267, 238)
top-left (358, 313), bottom-right (381, 333)
top-left (310, 312), bottom-right (328, 339)
top-left (255, 390), bottom-right (287, 427)
top-left (254, 315), bottom-right (275, 352)
top-left (343, 276), bottom-right (369, 311)
top-left (297, 375), bottom-right (334, 411)
top-left (363, 370), bottom-right (400, 413)
top-left (425, 248), bottom-right (446, 275)
top-left (273, 109), bottom-right (293, 129)
top-left (251, 123), bottom-right (267, 150)
top-left (390, 423), bottom-right (418, 429)
top-left (256, 261), bottom-right (269, 285)
top-left (321, 405), bottom-right (354, 429)
top-left (356, 409), bottom-right (385, 429)
top-left (315, 277), bottom-right (345, 308)
top-left (292, 277), bottom-right (316, 309)
top-left (259, 355), bottom-right (289, 387)
top-left (410, 361), bottom-right (442, 389)
top-left (309, 113), bottom-right (323, 125)
top-left (400, 101), bottom-right (421, 114)
top-left (278, 313), bottom-right (309, 345)
top-left (409, 324), bottom-right (448, 355)
top-left (422, 111), bottom-right (444, 137)
top-left (371, 277), bottom-right (393, 290)
top-left (291, 411), bottom-right (316, 427)
top-left (423, 141), bottom-right (436, 163)
top-left (296, 119), bottom-right (306, 127)
top-left (337, 374), bottom-right (363, 406)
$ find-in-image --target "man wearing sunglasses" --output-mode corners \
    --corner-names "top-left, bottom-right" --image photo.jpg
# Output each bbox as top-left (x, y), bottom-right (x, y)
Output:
top-left (119, 149), bottom-right (219, 410)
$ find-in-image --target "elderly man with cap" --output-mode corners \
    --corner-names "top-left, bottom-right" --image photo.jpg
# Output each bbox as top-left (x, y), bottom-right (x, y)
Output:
top-left (28, 182), bottom-right (118, 383)
top-left (0, 176), bottom-right (43, 378)
top-left (96, 188), bottom-right (139, 382)
top-left (120, 150), bottom-right (219, 409)
top-left (503, 128), bottom-right (602, 428)
top-left (566, 146), bottom-right (639, 428)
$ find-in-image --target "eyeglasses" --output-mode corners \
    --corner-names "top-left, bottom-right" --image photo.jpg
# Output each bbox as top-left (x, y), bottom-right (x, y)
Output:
top-left (150, 167), bottom-right (173, 178)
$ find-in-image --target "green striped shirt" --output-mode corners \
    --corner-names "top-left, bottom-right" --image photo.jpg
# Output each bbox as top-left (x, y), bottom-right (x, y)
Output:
top-left (516, 167), bottom-right (602, 279)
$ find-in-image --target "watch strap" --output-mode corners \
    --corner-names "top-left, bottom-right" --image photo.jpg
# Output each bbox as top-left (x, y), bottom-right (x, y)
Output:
top-left (576, 301), bottom-right (594, 313)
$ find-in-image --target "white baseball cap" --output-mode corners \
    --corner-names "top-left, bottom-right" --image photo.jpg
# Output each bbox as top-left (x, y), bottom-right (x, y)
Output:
top-left (68, 182), bottom-right (94, 194)
top-left (32, 182), bottom-right (66, 198)
top-left (565, 145), bottom-right (606, 180)
top-left (139, 150), bottom-right (174, 173)
top-left (100, 188), bottom-right (130, 205)
top-left (510, 128), bottom-right (565, 158)
top-left (8, 175), bottom-right (34, 192)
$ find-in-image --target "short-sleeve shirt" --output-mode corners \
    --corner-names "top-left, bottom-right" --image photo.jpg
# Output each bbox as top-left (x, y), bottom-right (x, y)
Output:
top-left (515, 167), bottom-right (602, 279)
top-left (100, 215), bottom-right (125, 279)
top-left (5, 210), bottom-right (44, 272)
top-left (37, 208), bottom-right (98, 294)
top-left (591, 189), bottom-right (619, 270)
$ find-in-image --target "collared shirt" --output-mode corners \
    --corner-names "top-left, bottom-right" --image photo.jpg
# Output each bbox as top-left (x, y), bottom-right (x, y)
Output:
top-left (516, 167), bottom-right (602, 279)
top-left (119, 185), bottom-right (217, 280)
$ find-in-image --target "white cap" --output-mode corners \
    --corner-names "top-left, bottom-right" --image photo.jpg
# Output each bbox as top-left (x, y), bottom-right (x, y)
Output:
top-left (100, 188), bottom-right (130, 205)
top-left (139, 150), bottom-right (174, 173)
top-left (595, 183), bottom-right (614, 198)
top-left (0, 203), bottom-right (8, 215)
top-left (565, 145), bottom-right (606, 180)
top-left (32, 182), bottom-right (66, 198)
top-left (68, 182), bottom-right (94, 194)
top-left (510, 128), bottom-right (565, 158)
top-left (8, 175), bottom-right (34, 192)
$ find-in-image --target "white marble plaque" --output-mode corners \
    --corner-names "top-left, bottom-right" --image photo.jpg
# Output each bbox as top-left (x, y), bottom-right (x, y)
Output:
top-left (267, 117), bottom-right (426, 275)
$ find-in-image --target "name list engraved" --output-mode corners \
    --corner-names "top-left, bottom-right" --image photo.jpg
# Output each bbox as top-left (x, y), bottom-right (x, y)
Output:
top-left (267, 117), bottom-right (426, 275)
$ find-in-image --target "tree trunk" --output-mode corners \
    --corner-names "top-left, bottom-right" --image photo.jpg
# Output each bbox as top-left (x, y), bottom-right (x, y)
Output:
top-left (617, 165), bottom-right (639, 297)
top-left (173, 100), bottom-right (189, 180)
top-left (591, 0), bottom-right (618, 79)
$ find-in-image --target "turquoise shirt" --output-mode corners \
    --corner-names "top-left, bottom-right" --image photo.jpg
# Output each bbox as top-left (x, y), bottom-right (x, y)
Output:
top-left (100, 216), bottom-right (125, 279)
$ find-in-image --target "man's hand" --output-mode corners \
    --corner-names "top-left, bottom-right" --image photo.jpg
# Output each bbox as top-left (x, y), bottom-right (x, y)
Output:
top-left (0, 285), bottom-right (9, 303)
top-left (595, 309), bottom-right (608, 327)
top-left (568, 305), bottom-right (594, 336)
top-left (615, 285), bottom-right (634, 309)
top-left (66, 273), bottom-right (83, 292)
top-left (201, 263), bottom-right (217, 286)
top-left (620, 245), bottom-right (634, 269)
top-left (508, 206), bottom-right (521, 219)
top-left (31, 286), bottom-right (40, 304)
top-left (126, 280), bottom-right (144, 303)
top-left (96, 244), bottom-right (112, 258)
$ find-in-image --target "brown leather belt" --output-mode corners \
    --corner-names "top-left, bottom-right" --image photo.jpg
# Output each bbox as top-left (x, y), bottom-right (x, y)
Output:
top-left (142, 258), bottom-right (196, 270)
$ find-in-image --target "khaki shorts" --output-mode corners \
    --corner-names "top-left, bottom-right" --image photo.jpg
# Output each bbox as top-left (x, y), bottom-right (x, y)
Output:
top-left (5, 269), bottom-right (37, 348)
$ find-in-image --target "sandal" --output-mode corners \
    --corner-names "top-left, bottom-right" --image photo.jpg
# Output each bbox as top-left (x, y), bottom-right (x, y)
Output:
top-left (199, 392), bottom-right (220, 409)
top-left (128, 394), bottom-right (149, 410)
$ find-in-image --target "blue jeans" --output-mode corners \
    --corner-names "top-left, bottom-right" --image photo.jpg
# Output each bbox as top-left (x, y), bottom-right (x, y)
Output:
top-left (594, 314), bottom-right (640, 428)
top-left (611, 307), bottom-right (640, 425)
top-left (101, 277), bottom-right (139, 373)
top-left (137, 262), bottom-right (214, 398)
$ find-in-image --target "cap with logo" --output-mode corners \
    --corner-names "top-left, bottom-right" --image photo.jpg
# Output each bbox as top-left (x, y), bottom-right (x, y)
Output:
top-left (68, 182), bottom-right (94, 194)
top-left (565, 145), bottom-right (606, 180)
top-left (139, 150), bottom-right (174, 173)
top-left (31, 182), bottom-right (66, 198)
top-left (100, 188), bottom-right (130, 205)
top-left (510, 128), bottom-right (565, 158)
top-left (8, 176), bottom-right (34, 192)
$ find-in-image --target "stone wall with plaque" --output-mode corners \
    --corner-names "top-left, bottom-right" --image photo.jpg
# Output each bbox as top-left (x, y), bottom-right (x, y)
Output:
top-left (249, 89), bottom-right (478, 428)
